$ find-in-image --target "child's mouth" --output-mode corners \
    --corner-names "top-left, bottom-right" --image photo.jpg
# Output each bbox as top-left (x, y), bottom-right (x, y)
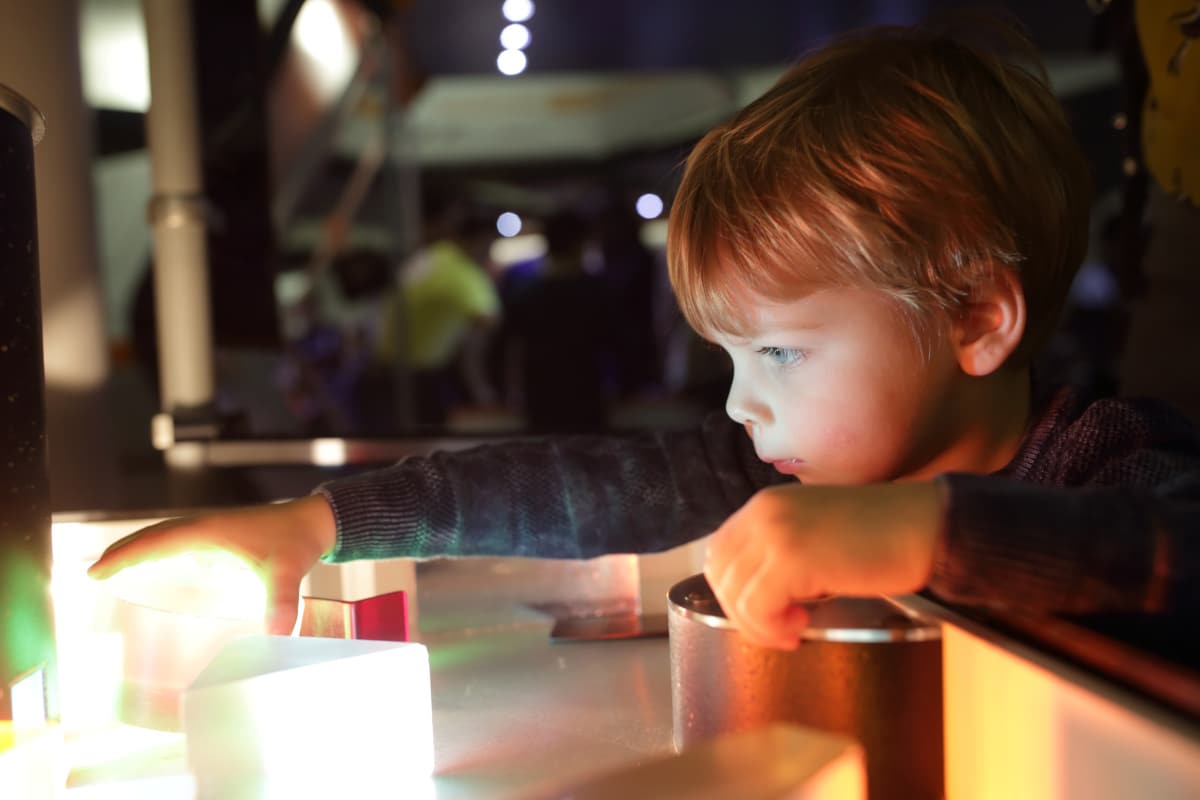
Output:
top-left (769, 458), bottom-right (805, 475)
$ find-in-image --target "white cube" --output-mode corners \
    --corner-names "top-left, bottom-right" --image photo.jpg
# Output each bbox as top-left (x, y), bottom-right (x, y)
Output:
top-left (182, 635), bottom-right (433, 790)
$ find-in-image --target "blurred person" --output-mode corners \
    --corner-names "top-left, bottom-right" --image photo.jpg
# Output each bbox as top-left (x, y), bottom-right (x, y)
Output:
top-left (504, 210), bottom-right (615, 432)
top-left (278, 248), bottom-right (394, 435)
top-left (372, 193), bottom-right (501, 429)
top-left (1096, 0), bottom-right (1200, 423)
top-left (598, 199), bottom-right (663, 396)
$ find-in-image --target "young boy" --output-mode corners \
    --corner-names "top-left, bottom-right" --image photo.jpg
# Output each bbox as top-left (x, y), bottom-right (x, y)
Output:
top-left (90, 21), bottom-right (1200, 650)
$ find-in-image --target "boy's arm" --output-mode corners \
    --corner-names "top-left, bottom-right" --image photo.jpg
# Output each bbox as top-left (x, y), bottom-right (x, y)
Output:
top-left (316, 412), bottom-right (788, 562)
top-left (930, 469), bottom-right (1200, 615)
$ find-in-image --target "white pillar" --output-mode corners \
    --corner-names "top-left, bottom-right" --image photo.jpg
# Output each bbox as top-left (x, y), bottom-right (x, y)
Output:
top-left (142, 0), bottom-right (215, 417)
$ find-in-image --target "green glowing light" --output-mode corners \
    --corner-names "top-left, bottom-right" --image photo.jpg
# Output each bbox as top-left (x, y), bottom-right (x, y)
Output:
top-left (101, 551), bottom-right (267, 621)
top-left (427, 636), bottom-right (512, 671)
top-left (0, 548), bottom-right (57, 719)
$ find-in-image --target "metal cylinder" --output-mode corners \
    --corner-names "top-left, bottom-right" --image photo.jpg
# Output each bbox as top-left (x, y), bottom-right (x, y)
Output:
top-left (0, 84), bottom-right (55, 726)
top-left (668, 573), bottom-right (944, 800)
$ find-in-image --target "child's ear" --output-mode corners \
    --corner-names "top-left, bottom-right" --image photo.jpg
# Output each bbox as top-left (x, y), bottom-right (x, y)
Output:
top-left (951, 268), bottom-right (1026, 377)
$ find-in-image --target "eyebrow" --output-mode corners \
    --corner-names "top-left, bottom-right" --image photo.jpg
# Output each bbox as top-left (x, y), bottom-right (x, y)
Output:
top-left (749, 318), bottom-right (826, 336)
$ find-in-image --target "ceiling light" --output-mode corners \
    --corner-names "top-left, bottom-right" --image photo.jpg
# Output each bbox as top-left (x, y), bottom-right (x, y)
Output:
top-left (496, 212), bottom-right (523, 237)
top-left (293, 0), bottom-right (356, 101)
top-left (496, 49), bottom-right (527, 76)
top-left (636, 193), bottom-right (665, 220)
top-left (500, 23), bottom-right (531, 50)
top-left (502, 0), bottom-right (535, 23)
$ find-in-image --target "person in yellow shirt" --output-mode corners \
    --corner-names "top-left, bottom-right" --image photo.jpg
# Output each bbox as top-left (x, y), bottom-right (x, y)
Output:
top-left (1111, 0), bottom-right (1200, 423)
top-left (1139, 0), bottom-right (1199, 202)
top-left (374, 196), bottom-right (501, 428)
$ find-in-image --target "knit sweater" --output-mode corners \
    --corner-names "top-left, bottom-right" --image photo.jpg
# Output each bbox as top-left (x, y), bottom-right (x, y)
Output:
top-left (317, 386), bottom-right (1200, 616)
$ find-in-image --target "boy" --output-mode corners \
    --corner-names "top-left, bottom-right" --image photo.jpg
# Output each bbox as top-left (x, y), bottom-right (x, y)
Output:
top-left (91, 21), bottom-right (1200, 650)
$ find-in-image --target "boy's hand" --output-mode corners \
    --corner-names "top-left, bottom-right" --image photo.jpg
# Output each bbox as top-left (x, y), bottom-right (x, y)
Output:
top-left (88, 495), bottom-right (337, 635)
top-left (704, 481), bottom-right (946, 650)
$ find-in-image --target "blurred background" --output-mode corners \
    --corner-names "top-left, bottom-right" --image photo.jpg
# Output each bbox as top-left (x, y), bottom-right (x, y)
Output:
top-left (0, 0), bottom-right (1159, 511)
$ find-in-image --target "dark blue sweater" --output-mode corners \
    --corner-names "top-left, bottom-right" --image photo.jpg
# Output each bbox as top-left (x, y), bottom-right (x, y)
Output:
top-left (317, 386), bottom-right (1200, 615)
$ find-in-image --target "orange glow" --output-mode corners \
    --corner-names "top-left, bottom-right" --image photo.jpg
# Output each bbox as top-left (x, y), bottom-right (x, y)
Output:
top-left (943, 626), bottom-right (1059, 799)
top-left (943, 626), bottom-right (1200, 800)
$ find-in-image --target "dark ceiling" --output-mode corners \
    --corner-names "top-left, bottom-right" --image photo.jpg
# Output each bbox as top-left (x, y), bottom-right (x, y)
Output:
top-left (403, 0), bottom-right (1098, 76)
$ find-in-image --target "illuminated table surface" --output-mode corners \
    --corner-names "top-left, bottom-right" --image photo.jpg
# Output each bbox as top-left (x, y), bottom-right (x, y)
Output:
top-left (56, 564), bottom-right (1200, 800)
top-left (62, 562), bottom-right (676, 799)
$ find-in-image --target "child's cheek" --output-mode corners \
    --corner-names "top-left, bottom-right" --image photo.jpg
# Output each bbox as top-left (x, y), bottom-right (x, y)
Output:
top-left (820, 423), bottom-right (861, 454)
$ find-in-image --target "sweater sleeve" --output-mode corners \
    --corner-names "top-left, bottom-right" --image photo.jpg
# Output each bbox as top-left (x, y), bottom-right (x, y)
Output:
top-left (929, 469), bottom-right (1200, 615)
top-left (315, 412), bottom-right (788, 562)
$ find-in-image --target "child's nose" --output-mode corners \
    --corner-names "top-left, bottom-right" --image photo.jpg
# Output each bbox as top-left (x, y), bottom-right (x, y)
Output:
top-left (725, 379), bottom-right (772, 427)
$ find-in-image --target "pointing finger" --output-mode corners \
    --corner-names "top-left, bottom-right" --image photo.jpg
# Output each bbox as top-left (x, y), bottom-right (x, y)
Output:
top-left (87, 518), bottom-right (206, 579)
top-left (265, 564), bottom-right (306, 636)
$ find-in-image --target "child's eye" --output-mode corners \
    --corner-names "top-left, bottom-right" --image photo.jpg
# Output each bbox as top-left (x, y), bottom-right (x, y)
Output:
top-left (757, 346), bottom-right (806, 366)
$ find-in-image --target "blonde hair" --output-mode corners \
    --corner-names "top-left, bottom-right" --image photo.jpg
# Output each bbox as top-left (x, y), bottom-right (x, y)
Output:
top-left (667, 20), bottom-right (1092, 364)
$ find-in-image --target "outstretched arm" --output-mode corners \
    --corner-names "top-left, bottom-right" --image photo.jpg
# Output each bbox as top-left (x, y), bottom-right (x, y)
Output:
top-left (318, 411), bottom-right (787, 562)
top-left (88, 413), bottom-right (779, 635)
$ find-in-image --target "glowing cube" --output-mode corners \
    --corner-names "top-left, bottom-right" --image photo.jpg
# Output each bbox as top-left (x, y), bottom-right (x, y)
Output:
top-left (181, 635), bottom-right (432, 790)
top-left (101, 550), bottom-right (268, 730)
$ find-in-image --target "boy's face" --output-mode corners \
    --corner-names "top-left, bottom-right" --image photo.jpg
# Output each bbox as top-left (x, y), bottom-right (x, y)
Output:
top-left (712, 287), bottom-right (970, 484)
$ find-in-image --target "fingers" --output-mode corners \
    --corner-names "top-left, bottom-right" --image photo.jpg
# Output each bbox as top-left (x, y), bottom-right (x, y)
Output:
top-left (265, 563), bottom-right (307, 636)
top-left (702, 496), bottom-right (753, 594)
top-left (705, 490), bottom-right (819, 650)
top-left (703, 506), bottom-right (747, 586)
top-left (267, 589), bottom-right (301, 636)
top-left (780, 604), bottom-right (811, 638)
top-left (705, 546), bottom-right (756, 626)
top-left (87, 518), bottom-right (204, 579)
top-left (706, 522), bottom-right (801, 650)
top-left (712, 551), bottom-right (807, 650)
top-left (740, 567), bottom-right (809, 649)
top-left (86, 504), bottom-right (325, 639)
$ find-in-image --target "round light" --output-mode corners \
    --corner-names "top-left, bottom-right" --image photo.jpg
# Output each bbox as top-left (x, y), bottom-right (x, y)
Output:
top-left (104, 551), bottom-right (267, 621)
top-left (496, 48), bottom-right (527, 76)
top-left (292, 0), bottom-right (357, 101)
top-left (496, 212), bottom-right (523, 237)
top-left (635, 193), bottom-right (664, 220)
top-left (502, 0), bottom-right (535, 23)
top-left (500, 23), bottom-right (531, 50)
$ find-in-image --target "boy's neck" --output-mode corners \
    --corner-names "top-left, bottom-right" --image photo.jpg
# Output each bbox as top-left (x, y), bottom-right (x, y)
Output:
top-left (956, 366), bottom-right (1033, 476)
top-left (903, 367), bottom-right (1033, 481)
